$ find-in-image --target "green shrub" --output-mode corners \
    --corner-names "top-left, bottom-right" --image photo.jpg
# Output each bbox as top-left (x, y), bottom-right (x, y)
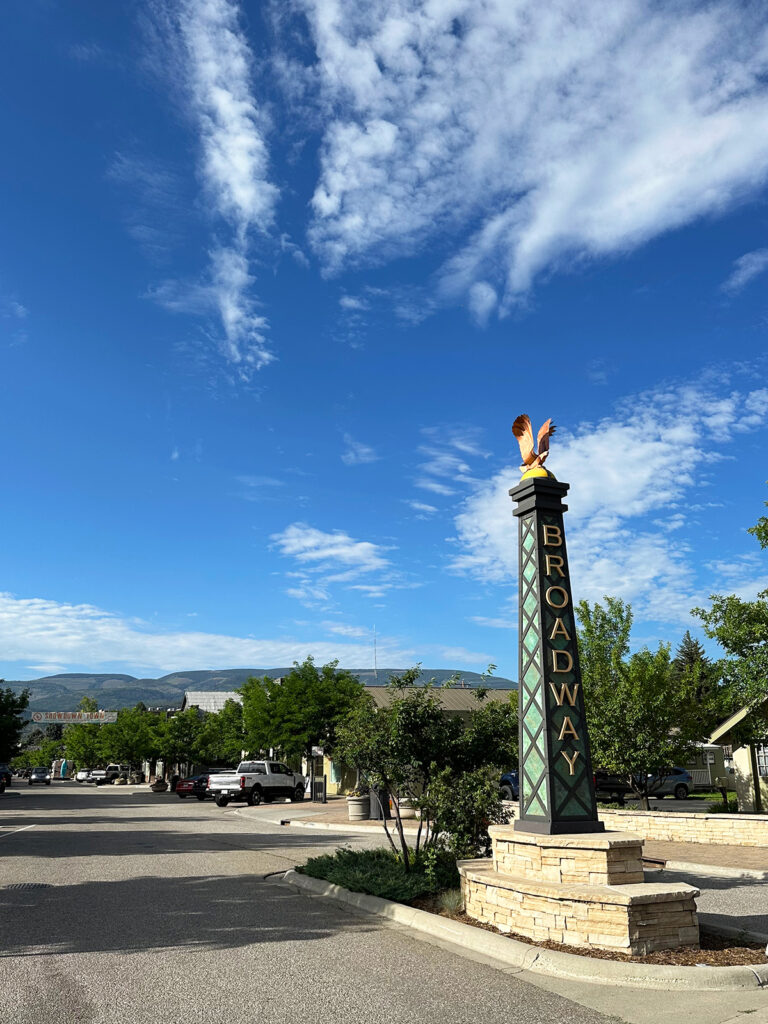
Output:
top-left (299, 846), bottom-right (459, 903)
top-left (706, 798), bottom-right (739, 813)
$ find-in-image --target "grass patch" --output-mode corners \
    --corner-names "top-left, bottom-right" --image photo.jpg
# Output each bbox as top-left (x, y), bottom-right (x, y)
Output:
top-left (298, 847), bottom-right (459, 903)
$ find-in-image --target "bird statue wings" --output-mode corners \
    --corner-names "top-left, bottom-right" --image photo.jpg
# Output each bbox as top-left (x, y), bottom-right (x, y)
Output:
top-left (512, 415), bottom-right (556, 474)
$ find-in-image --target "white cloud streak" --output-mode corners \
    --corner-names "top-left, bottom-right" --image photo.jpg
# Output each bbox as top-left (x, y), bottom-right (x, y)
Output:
top-left (302, 0), bottom-right (768, 310)
top-left (0, 592), bottom-right (412, 676)
top-left (721, 249), bottom-right (768, 293)
top-left (178, 0), bottom-right (277, 237)
top-left (152, 0), bottom-right (278, 377)
top-left (341, 433), bottom-right (379, 465)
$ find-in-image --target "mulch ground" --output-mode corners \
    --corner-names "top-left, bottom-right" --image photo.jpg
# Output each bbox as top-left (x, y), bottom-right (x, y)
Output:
top-left (410, 896), bottom-right (766, 967)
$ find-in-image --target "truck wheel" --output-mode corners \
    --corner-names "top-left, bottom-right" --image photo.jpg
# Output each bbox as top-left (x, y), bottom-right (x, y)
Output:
top-left (291, 785), bottom-right (304, 803)
top-left (214, 795), bottom-right (229, 808)
top-left (247, 786), bottom-right (262, 807)
top-left (674, 784), bottom-right (689, 800)
top-left (500, 785), bottom-right (515, 801)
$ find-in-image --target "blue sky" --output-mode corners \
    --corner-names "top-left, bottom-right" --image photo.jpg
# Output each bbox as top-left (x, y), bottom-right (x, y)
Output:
top-left (1, 0), bottom-right (768, 682)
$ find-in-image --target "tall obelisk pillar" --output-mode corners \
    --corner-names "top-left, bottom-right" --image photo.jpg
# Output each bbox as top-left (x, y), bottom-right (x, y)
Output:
top-left (510, 475), bottom-right (603, 835)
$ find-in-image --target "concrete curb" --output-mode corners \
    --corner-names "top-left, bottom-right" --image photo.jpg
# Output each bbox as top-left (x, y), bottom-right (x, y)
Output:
top-left (282, 870), bottom-right (768, 991)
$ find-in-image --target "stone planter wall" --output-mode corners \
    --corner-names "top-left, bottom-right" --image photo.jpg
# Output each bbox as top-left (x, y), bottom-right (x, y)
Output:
top-left (491, 828), bottom-right (644, 885)
top-left (597, 809), bottom-right (768, 848)
top-left (503, 802), bottom-right (768, 847)
top-left (460, 860), bottom-right (699, 955)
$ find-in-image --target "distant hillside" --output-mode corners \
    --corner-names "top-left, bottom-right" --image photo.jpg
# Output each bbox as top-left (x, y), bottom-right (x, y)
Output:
top-left (8, 667), bottom-right (516, 712)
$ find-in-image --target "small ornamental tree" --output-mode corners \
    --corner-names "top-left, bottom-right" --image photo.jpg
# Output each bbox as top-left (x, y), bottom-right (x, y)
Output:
top-left (0, 686), bottom-right (30, 762)
top-left (336, 668), bottom-right (516, 870)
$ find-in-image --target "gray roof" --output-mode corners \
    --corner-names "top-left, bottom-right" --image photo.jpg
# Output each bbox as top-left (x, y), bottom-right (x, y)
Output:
top-left (363, 686), bottom-right (515, 713)
top-left (182, 691), bottom-right (243, 713)
top-left (181, 686), bottom-right (514, 716)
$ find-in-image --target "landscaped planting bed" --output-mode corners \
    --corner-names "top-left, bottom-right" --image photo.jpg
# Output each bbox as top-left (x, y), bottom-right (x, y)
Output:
top-left (301, 847), bottom-right (767, 968)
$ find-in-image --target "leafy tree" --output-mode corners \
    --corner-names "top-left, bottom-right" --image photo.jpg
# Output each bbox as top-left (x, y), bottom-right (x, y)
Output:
top-left (577, 599), bottom-right (713, 808)
top-left (63, 697), bottom-right (104, 769)
top-left (694, 493), bottom-right (768, 745)
top-left (98, 706), bottom-right (155, 766)
top-left (152, 708), bottom-right (203, 777)
top-left (0, 686), bottom-right (30, 762)
top-left (196, 698), bottom-right (244, 766)
top-left (576, 597), bottom-right (632, 693)
top-left (336, 669), bottom-right (515, 870)
top-left (240, 658), bottom-right (364, 763)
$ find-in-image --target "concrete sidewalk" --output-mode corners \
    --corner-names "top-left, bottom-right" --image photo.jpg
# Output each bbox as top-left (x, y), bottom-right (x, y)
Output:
top-left (239, 798), bottom-right (768, 878)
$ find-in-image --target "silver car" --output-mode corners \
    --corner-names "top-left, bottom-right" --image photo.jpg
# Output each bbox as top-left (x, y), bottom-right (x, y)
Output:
top-left (28, 766), bottom-right (52, 786)
top-left (647, 767), bottom-right (693, 800)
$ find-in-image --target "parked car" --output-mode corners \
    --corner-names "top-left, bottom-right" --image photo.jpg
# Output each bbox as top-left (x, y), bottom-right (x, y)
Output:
top-left (646, 767), bottom-right (693, 800)
top-left (0, 764), bottom-right (12, 787)
top-left (175, 774), bottom-right (211, 800)
top-left (75, 769), bottom-right (92, 783)
top-left (593, 770), bottom-right (634, 803)
top-left (499, 770), bottom-right (519, 801)
top-left (87, 764), bottom-right (130, 786)
top-left (208, 761), bottom-right (307, 808)
top-left (29, 766), bottom-right (52, 785)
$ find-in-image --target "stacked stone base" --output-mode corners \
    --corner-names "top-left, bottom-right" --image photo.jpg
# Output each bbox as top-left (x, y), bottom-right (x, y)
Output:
top-left (459, 828), bottom-right (699, 955)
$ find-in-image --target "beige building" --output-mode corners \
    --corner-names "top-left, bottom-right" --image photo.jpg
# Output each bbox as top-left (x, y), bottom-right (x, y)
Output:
top-left (709, 699), bottom-right (768, 811)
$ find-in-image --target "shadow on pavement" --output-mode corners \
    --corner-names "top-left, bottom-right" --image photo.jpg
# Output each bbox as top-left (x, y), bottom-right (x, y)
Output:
top-left (0, 871), bottom-right (375, 958)
top-left (0, 823), bottom-right (359, 859)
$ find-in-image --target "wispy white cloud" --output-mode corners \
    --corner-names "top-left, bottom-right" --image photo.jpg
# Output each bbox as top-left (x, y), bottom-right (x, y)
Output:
top-left (0, 592), bottom-right (413, 676)
top-left (339, 295), bottom-right (370, 311)
top-left (302, 1), bottom-right (768, 311)
top-left (178, 0), bottom-right (277, 236)
top-left (440, 645), bottom-right (494, 666)
top-left (721, 249), bottom-right (768, 294)
top-left (450, 375), bottom-right (768, 625)
top-left (2, 300), bottom-right (27, 320)
top-left (322, 621), bottom-right (371, 639)
top-left (341, 433), bottom-right (379, 466)
top-left (272, 523), bottom-right (389, 573)
top-left (272, 522), bottom-right (415, 606)
top-left (149, 0), bottom-right (278, 378)
top-left (415, 426), bottom-right (489, 497)
top-left (405, 500), bottom-right (438, 518)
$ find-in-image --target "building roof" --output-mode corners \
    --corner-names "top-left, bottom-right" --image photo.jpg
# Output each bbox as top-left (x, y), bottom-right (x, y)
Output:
top-left (363, 686), bottom-right (515, 713)
top-left (182, 691), bottom-right (242, 713)
top-left (180, 685), bottom-right (514, 716)
top-left (708, 699), bottom-right (763, 744)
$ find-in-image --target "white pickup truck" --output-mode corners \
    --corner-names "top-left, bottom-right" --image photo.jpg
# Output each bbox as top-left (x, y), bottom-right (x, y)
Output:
top-left (207, 760), bottom-right (307, 808)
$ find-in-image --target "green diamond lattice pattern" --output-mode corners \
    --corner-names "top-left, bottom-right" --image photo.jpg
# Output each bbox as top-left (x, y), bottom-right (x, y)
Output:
top-left (519, 514), bottom-right (549, 819)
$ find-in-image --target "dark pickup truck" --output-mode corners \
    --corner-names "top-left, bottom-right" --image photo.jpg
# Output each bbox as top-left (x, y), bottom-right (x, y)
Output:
top-left (593, 770), bottom-right (634, 803)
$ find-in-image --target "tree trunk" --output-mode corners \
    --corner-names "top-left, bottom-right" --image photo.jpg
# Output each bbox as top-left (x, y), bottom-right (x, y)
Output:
top-left (391, 794), bottom-right (410, 871)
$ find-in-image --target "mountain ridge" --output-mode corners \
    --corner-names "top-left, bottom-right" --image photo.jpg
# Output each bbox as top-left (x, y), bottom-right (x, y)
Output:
top-left (8, 667), bottom-right (516, 712)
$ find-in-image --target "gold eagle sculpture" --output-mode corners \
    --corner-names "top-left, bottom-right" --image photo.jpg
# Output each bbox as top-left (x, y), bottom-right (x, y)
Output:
top-left (512, 414), bottom-right (556, 476)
